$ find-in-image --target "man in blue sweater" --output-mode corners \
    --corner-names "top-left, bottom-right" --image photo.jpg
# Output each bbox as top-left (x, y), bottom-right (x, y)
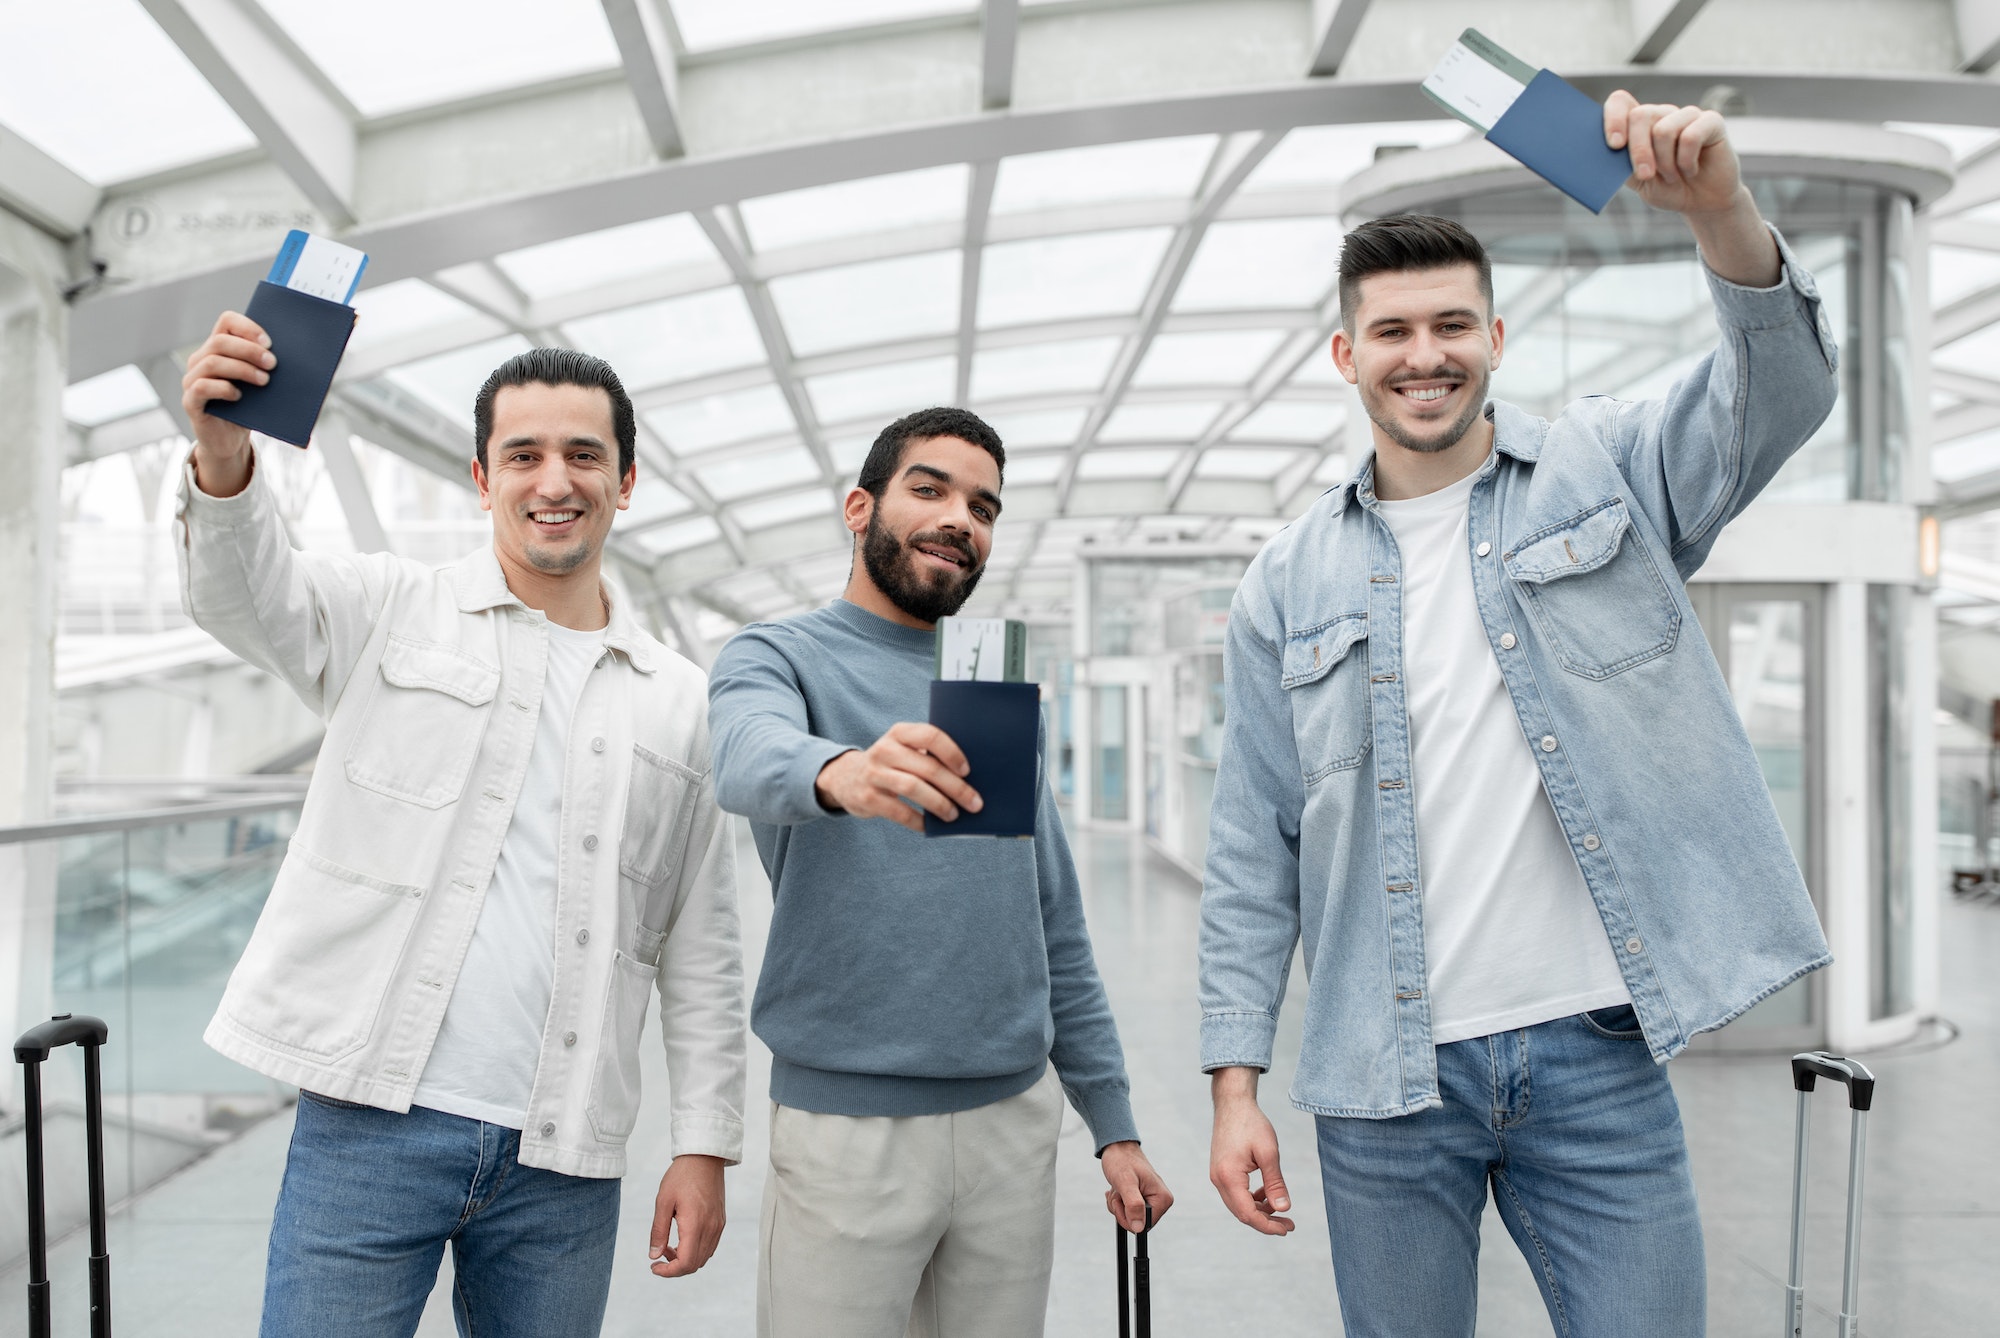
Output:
top-left (709, 406), bottom-right (1171, 1337)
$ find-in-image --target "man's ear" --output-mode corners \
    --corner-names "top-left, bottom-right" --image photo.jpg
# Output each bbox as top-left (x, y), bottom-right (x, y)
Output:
top-left (842, 486), bottom-right (873, 538)
top-left (617, 459), bottom-right (637, 510)
top-left (1329, 329), bottom-right (1360, 386)
top-left (1488, 314), bottom-right (1505, 371)
top-left (471, 456), bottom-right (494, 512)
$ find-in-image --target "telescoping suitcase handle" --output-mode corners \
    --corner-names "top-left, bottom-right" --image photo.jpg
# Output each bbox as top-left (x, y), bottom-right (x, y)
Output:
top-left (1784, 1050), bottom-right (1873, 1338)
top-left (15, 1013), bottom-right (113, 1338)
top-left (1116, 1201), bottom-right (1152, 1338)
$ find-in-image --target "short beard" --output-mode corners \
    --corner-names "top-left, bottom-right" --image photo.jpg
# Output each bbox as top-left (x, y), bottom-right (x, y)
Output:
top-left (1361, 364), bottom-right (1490, 455)
top-left (860, 506), bottom-right (982, 625)
top-left (522, 535), bottom-right (594, 573)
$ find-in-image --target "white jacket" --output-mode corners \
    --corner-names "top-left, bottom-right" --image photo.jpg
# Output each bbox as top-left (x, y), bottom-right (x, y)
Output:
top-left (175, 455), bottom-right (745, 1178)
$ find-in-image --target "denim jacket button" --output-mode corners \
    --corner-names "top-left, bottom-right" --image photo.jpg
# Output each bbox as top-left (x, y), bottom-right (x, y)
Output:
top-left (1499, 633), bottom-right (1517, 650)
top-left (1476, 542), bottom-right (1492, 558)
top-left (1582, 834), bottom-right (1601, 851)
top-left (1625, 937), bottom-right (1644, 954)
top-left (1540, 734), bottom-right (1557, 752)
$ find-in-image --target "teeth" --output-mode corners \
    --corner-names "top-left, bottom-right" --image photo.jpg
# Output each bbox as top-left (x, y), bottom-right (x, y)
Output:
top-left (1405, 386), bottom-right (1452, 402)
top-left (531, 511), bottom-right (580, 523)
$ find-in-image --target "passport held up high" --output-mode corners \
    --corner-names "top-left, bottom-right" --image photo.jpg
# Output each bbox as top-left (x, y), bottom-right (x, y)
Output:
top-left (204, 231), bottom-right (366, 448)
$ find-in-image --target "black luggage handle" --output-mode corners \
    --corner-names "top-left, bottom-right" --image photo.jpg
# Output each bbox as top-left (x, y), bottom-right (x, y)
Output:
top-left (15, 1013), bottom-right (112, 1338)
top-left (1116, 1201), bottom-right (1152, 1338)
top-left (1791, 1051), bottom-right (1875, 1111)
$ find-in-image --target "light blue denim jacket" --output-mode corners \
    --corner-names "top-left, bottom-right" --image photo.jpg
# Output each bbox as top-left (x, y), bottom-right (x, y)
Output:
top-left (1198, 228), bottom-right (1839, 1117)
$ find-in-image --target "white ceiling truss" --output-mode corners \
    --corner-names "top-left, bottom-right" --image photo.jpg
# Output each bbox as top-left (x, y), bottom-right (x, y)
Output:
top-left (20, 0), bottom-right (2000, 651)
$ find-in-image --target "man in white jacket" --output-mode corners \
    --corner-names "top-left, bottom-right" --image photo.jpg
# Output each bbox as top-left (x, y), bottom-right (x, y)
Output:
top-left (176, 312), bottom-right (747, 1338)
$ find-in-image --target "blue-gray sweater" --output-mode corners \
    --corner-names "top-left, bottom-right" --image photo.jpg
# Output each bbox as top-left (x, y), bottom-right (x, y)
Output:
top-left (708, 599), bottom-right (1139, 1151)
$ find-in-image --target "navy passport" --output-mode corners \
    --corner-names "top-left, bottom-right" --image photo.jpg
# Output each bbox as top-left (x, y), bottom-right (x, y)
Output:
top-left (205, 280), bottom-right (357, 447)
top-left (924, 680), bottom-right (1040, 839)
top-left (1487, 70), bottom-right (1634, 214)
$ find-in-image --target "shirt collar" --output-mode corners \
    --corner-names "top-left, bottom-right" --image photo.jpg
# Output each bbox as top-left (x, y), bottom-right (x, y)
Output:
top-left (1328, 399), bottom-right (1543, 515)
top-left (451, 545), bottom-right (658, 674)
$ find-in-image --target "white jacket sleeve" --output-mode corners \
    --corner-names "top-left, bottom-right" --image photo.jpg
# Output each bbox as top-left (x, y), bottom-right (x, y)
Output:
top-left (652, 772), bottom-right (749, 1163)
top-left (174, 449), bottom-right (403, 718)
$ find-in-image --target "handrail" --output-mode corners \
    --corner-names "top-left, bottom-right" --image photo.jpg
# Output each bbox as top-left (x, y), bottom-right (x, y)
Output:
top-left (0, 796), bottom-right (305, 846)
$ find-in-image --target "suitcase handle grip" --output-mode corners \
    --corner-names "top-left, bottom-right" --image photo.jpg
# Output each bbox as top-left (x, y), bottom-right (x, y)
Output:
top-left (1791, 1051), bottom-right (1875, 1111)
top-left (14, 1013), bottom-right (109, 1064)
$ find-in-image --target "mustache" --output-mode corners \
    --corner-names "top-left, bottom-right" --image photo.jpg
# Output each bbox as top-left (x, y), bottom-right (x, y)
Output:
top-left (1386, 367), bottom-right (1468, 387)
top-left (907, 529), bottom-right (975, 565)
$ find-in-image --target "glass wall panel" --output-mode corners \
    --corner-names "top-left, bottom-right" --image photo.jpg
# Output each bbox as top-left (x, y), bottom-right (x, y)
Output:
top-left (1870, 584), bottom-right (1915, 1020)
top-left (1092, 685), bottom-right (1128, 822)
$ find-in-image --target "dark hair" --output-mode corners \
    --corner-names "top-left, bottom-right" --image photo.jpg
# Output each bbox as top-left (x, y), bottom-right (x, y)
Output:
top-left (1337, 214), bottom-right (1493, 331)
top-left (856, 406), bottom-right (1005, 497)
top-left (473, 348), bottom-right (636, 477)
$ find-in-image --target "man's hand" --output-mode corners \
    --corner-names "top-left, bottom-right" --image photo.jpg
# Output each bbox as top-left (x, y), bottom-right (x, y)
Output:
top-left (1209, 1067), bottom-right (1295, 1236)
top-left (814, 722), bottom-right (981, 833)
top-left (1100, 1140), bottom-right (1173, 1234)
top-left (649, 1154), bottom-right (726, 1278)
top-left (180, 310), bottom-right (272, 499)
top-left (1603, 90), bottom-right (1780, 288)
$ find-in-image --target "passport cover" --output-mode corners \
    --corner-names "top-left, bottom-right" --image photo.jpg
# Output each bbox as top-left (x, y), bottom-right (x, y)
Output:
top-left (206, 280), bottom-right (358, 447)
top-left (924, 680), bottom-right (1040, 838)
top-left (1486, 69), bottom-right (1634, 214)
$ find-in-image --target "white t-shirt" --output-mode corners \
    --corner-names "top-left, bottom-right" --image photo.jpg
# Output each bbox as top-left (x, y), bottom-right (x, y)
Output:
top-left (414, 619), bottom-right (606, 1128)
top-left (1376, 467), bottom-right (1630, 1046)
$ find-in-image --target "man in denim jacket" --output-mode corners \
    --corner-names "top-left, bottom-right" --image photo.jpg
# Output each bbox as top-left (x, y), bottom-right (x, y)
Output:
top-left (1200, 93), bottom-right (1836, 1335)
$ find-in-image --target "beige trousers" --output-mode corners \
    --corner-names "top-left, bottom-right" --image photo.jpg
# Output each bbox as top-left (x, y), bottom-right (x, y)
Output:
top-left (757, 1068), bottom-right (1066, 1338)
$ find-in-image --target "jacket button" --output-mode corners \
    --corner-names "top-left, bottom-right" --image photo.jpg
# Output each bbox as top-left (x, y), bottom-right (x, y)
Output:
top-left (576, 928), bottom-right (590, 946)
top-left (563, 1031), bottom-right (577, 1047)
top-left (1582, 834), bottom-right (1601, 851)
top-left (1499, 633), bottom-right (1517, 650)
top-left (582, 834), bottom-right (599, 851)
top-left (540, 1122), bottom-right (556, 1137)
top-left (591, 737), bottom-right (605, 753)
top-left (1625, 937), bottom-right (1644, 954)
top-left (1540, 735), bottom-right (1557, 752)
top-left (1476, 542), bottom-right (1492, 558)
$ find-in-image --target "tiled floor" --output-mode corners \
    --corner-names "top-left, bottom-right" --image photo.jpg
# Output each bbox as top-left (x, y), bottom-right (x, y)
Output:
top-left (6, 820), bottom-right (1997, 1335)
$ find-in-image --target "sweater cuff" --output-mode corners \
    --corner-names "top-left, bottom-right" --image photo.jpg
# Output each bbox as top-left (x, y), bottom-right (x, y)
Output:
top-left (1200, 1010), bottom-right (1277, 1074)
top-left (1067, 1081), bottom-right (1140, 1155)
top-left (785, 737), bottom-right (859, 825)
top-left (670, 1114), bottom-right (745, 1166)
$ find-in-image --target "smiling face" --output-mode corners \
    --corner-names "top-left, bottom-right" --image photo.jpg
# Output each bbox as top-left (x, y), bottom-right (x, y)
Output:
top-left (473, 381), bottom-right (634, 579)
top-left (1332, 263), bottom-right (1504, 457)
top-left (845, 434), bottom-right (1002, 628)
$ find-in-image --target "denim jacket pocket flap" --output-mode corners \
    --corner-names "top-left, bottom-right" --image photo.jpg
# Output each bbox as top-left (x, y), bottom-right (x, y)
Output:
top-left (377, 635), bottom-right (500, 706)
top-left (1281, 614), bottom-right (1367, 689)
top-left (1504, 499), bottom-right (1631, 585)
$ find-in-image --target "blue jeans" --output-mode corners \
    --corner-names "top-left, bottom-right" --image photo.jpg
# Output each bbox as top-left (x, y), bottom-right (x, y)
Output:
top-left (261, 1094), bottom-right (622, 1338)
top-left (1314, 1006), bottom-right (1704, 1338)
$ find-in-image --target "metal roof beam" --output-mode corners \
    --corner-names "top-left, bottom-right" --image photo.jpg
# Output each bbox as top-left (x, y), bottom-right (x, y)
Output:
top-left (1934, 281), bottom-right (2000, 347)
top-left (0, 123), bottom-right (100, 240)
top-left (313, 407), bottom-right (390, 555)
top-left (1958, 0), bottom-right (2000, 73)
top-left (696, 208), bottom-right (838, 485)
top-left (1306, 0), bottom-right (1374, 77)
top-left (1627, 0), bottom-right (1713, 64)
top-left (135, 0), bottom-right (359, 226)
top-left (1058, 131), bottom-right (1283, 511)
top-left (601, 0), bottom-right (687, 158)
top-left (957, 162), bottom-right (999, 405)
top-left (981, 0), bottom-right (1021, 111)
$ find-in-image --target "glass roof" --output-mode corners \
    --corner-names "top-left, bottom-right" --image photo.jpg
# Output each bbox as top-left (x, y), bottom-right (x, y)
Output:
top-left (0, 0), bottom-right (253, 184)
top-left (991, 136), bottom-right (1217, 214)
top-left (258, 0), bottom-right (619, 117)
top-left (740, 165), bottom-right (969, 253)
top-left (768, 250), bottom-right (961, 355)
top-left (27, 1), bottom-right (2000, 641)
top-left (671, 0), bottom-right (973, 53)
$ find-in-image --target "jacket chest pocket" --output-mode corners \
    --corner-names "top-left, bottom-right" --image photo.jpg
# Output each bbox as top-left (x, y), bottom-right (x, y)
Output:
top-left (618, 744), bottom-right (701, 890)
top-left (344, 635), bottom-right (499, 808)
top-left (1504, 498), bottom-right (1679, 680)
top-left (1282, 614), bottom-right (1371, 783)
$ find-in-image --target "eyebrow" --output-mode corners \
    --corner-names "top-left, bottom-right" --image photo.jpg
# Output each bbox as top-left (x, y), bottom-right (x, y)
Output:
top-left (1366, 307), bottom-right (1485, 332)
top-left (904, 461), bottom-right (1003, 516)
top-left (497, 434), bottom-right (611, 452)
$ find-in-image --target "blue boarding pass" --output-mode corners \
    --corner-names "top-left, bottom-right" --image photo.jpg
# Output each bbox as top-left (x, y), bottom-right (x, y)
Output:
top-left (266, 229), bottom-right (369, 304)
